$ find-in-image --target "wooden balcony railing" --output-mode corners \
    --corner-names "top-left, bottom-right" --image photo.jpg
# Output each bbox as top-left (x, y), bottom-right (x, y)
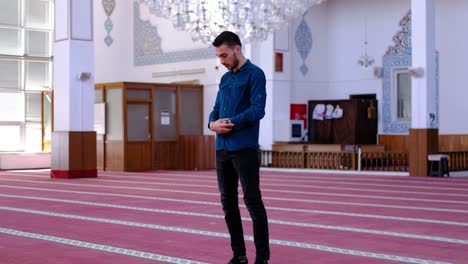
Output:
top-left (360, 151), bottom-right (408, 172)
top-left (441, 151), bottom-right (468, 171)
top-left (305, 151), bottom-right (356, 170)
top-left (260, 149), bottom-right (468, 173)
top-left (261, 149), bottom-right (408, 172)
top-left (260, 150), bottom-right (305, 168)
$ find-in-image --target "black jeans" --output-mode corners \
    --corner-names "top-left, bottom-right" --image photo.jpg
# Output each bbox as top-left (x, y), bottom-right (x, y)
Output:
top-left (216, 149), bottom-right (270, 260)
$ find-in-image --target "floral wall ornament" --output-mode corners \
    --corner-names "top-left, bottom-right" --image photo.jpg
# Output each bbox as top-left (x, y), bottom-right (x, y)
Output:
top-left (102, 0), bottom-right (116, 47)
top-left (381, 10), bottom-right (439, 134)
top-left (295, 14), bottom-right (313, 76)
top-left (133, 2), bottom-right (216, 65)
top-left (382, 11), bottom-right (412, 134)
top-left (385, 10), bottom-right (411, 56)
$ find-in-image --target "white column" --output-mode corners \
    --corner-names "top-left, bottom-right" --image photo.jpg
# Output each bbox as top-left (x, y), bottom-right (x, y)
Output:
top-left (51, 0), bottom-right (96, 178)
top-left (54, 0), bottom-right (94, 131)
top-left (411, 0), bottom-right (437, 129)
top-left (247, 37), bottom-right (276, 150)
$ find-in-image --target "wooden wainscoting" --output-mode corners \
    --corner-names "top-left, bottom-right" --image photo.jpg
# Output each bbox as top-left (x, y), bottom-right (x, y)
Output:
top-left (380, 134), bottom-right (468, 153)
top-left (97, 139), bottom-right (104, 170)
top-left (272, 143), bottom-right (306, 152)
top-left (154, 141), bottom-right (178, 170)
top-left (126, 142), bottom-right (153, 172)
top-left (439, 135), bottom-right (468, 152)
top-left (379, 134), bottom-right (468, 172)
top-left (439, 135), bottom-right (468, 171)
top-left (50, 131), bottom-right (97, 178)
top-left (178, 135), bottom-right (215, 170)
top-left (378, 135), bottom-right (409, 152)
top-left (105, 140), bottom-right (124, 171)
top-left (51, 131), bottom-right (96, 171)
top-left (82, 132), bottom-right (97, 171)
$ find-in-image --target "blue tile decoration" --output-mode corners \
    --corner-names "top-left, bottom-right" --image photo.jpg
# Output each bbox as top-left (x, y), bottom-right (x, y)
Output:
top-left (104, 35), bottom-right (113, 46)
top-left (102, 0), bottom-right (116, 47)
top-left (133, 2), bottom-right (216, 66)
top-left (295, 17), bottom-right (312, 76)
top-left (382, 10), bottom-right (439, 134)
top-left (104, 18), bottom-right (113, 33)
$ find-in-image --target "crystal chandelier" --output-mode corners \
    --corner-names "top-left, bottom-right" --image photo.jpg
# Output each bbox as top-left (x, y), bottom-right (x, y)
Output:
top-left (357, 45), bottom-right (375, 67)
top-left (140, 0), bottom-right (327, 44)
top-left (357, 17), bottom-right (374, 67)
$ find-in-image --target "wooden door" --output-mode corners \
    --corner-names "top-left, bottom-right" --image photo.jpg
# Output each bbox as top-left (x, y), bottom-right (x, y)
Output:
top-left (126, 102), bottom-right (153, 171)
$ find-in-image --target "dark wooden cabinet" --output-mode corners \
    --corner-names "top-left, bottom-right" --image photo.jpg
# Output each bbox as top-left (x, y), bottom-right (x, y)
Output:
top-left (308, 98), bottom-right (377, 145)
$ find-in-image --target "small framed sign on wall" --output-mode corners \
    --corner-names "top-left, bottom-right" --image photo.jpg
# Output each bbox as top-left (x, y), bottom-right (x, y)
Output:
top-left (274, 52), bottom-right (284, 72)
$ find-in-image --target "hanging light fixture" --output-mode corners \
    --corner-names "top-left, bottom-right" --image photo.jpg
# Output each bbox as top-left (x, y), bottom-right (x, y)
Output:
top-left (357, 17), bottom-right (375, 67)
top-left (140, 0), bottom-right (327, 44)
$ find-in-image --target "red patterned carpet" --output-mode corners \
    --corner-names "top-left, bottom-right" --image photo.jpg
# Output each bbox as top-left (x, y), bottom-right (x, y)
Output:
top-left (0, 169), bottom-right (468, 263)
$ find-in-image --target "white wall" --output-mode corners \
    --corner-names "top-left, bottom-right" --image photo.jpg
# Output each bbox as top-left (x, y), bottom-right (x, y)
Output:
top-left (325, 0), bottom-right (409, 98)
top-left (290, 0), bottom-right (468, 135)
top-left (93, 0), bottom-right (130, 83)
top-left (92, 0), bottom-right (468, 150)
top-left (291, 2), bottom-right (330, 103)
top-left (93, 0), bottom-right (278, 147)
top-left (271, 29), bottom-right (294, 143)
top-left (325, 0), bottom-right (409, 134)
top-left (94, 0), bottom-right (220, 135)
top-left (435, 0), bottom-right (468, 134)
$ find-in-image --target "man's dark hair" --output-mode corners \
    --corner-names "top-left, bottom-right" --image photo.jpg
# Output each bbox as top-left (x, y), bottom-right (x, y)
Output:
top-left (212, 31), bottom-right (242, 48)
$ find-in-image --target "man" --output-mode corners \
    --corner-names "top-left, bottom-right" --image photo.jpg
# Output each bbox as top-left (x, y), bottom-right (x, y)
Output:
top-left (208, 31), bottom-right (270, 264)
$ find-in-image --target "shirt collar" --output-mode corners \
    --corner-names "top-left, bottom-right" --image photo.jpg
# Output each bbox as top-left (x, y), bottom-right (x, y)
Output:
top-left (232, 59), bottom-right (251, 74)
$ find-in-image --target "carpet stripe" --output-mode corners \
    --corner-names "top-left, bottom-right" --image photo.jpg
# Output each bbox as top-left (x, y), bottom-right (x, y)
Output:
top-left (1, 185), bottom-right (468, 226)
top-left (0, 206), bottom-right (454, 264)
top-left (5, 171), bottom-right (468, 191)
top-left (0, 227), bottom-right (209, 264)
top-left (3, 174), bottom-right (468, 197)
top-left (6, 170), bottom-right (468, 192)
top-left (1, 179), bottom-right (468, 212)
top-left (2, 194), bottom-right (467, 245)
top-left (77, 178), bottom-right (468, 198)
top-left (102, 171), bottom-right (468, 188)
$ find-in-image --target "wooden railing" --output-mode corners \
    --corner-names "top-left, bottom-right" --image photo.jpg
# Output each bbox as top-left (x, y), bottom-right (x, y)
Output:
top-left (305, 151), bottom-right (355, 170)
top-left (260, 150), bottom-right (355, 170)
top-left (360, 151), bottom-right (408, 172)
top-left (441, 151), bottom-right (468, 171)
top-left (260, 150), bottom-right (407, 172)
top-left (260, 149), bottom-right (468, 173)
top-left (260, 150), bottom-right (304, 168)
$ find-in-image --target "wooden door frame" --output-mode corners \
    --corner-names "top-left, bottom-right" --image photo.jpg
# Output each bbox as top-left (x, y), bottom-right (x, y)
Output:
top-left (124, 85), bottom-right (153, 171)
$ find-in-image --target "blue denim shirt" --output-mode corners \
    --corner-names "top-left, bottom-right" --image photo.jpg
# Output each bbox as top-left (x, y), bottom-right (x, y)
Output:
top-left (209, 60), bottom-right (266, 151)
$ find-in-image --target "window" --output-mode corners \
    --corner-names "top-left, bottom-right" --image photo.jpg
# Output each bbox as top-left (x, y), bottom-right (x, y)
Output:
top-left (0, 0), bottom-right (21, 26)
top-left (393, 68), bottom-right (411, 121)
top-left (0, 0), bottom-right (53, 152)
top-left (0, 59), bottom-right (21, 89)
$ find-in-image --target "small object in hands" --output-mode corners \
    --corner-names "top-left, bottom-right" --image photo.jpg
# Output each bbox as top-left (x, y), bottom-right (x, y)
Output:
top-left (225, 119), bottom-right (231, 124)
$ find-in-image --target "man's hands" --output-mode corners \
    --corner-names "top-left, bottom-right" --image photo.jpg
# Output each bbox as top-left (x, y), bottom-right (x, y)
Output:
top-left (209, 118), bottom-right (234, 134)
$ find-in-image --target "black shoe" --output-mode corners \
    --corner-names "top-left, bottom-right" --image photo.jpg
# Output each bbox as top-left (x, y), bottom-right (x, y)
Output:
top-left (254, 256), bottom-right (268, 264)
top-left (228, 255), bottom-right (248, 264)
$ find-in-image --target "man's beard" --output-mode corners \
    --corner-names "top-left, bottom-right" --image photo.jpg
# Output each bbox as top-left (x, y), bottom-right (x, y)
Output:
top-left (230, 53), bottom-right (240, 71)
